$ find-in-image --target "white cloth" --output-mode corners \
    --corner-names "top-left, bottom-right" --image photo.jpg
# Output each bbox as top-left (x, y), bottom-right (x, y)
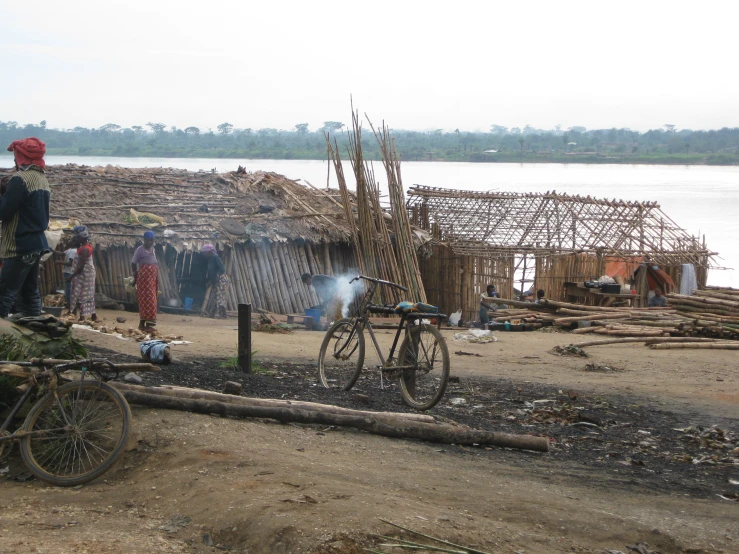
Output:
top-left (680, 264), bottom-right (698, 295)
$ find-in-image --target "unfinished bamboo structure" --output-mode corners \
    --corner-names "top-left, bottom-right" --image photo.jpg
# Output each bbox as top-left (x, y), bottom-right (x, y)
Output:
top-left (407, 187), bottom-right (717, 321)
top-left (4, 164), bottom-right (364, 315)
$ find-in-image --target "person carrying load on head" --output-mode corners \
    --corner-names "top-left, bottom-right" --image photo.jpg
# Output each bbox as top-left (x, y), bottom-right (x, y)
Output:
top-left (301, 273), bottom-right (341, 321)
top-left (67, 225), bottom-right (97, 321)
top-left (131, 231), bottom-right (159, 330)
top-left (0, 138), bottom-right (51, 319)
top-left (479, 284), bottom-right (499, 325)
top-left (203, 243), bottom-right (230, 319)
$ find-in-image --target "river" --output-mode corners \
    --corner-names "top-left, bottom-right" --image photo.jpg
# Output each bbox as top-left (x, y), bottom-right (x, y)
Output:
top-left (1, 155), bottom-right (736, 286)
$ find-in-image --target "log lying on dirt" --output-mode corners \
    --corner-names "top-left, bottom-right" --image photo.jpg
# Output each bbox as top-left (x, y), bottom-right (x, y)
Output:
top-left (115, 386), bottom-right (549, 452)
top-left (649, 342), bottom-right (739, 350)
top-left (112, 382), bottom-right (436, 424)
top-left (570, 337), bottom-right (719, 348)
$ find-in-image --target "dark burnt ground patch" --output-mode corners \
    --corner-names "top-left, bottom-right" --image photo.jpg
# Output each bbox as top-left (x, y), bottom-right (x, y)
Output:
top-left (87, 344), bottom-right (739, 502)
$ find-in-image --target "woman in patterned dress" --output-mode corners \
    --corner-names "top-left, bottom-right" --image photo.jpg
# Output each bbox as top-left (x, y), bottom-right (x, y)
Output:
top-left (131, 231), bottom-right (158, 330)
top-left (202, 243), bottom-right (230, 319)
top-left (67, 225), bottom-right (97, 321)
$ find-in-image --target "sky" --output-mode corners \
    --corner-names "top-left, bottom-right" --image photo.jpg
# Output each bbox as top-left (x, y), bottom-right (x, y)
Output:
top-left (1, 0), bottom-right (737, 133)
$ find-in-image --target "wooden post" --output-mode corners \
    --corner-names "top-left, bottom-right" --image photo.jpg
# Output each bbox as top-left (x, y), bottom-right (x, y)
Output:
top-left (238, 303), bottom-right (252, 374)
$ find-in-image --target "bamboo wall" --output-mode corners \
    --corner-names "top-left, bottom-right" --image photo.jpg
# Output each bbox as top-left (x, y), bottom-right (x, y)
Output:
top-left (39, 240), bottom-right (357, 316)
top-left (419, 245), bottom-right (514, 323)
top-left (535, 253), bottom-right (605, 304)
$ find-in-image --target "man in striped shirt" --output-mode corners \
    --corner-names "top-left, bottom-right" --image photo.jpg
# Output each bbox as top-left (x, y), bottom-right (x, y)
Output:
top-left (0, 138), bottom-right (51, 318)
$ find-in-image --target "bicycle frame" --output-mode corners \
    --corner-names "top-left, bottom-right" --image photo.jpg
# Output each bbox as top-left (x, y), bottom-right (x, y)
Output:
top-left (342, 276), bottom-right (438, 371)
top-left (0, 358), bottom-right (122, 447)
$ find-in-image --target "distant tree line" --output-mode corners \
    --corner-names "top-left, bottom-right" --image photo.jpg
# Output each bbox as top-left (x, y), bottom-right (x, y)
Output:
top-left (1, 120), bottom-right (738, 165)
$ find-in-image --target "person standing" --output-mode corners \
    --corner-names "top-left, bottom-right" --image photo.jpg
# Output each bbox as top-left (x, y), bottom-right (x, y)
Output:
top-left (0, 138), bottom-right (51, 319)
top-left (67, 225), bottom-right (97, 321)
top-left (55, 244), bottom-right (77, 308)
top-left (131, 231), bottom-right (159, 329)
top-left (202, 244), bottom-right (230, 319)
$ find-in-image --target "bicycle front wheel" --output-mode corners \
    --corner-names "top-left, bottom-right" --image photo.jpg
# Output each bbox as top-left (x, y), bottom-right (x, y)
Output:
top-left (318, 318), bottom-right (365, 390)
top-left (20, 380), bottom-right (131, 487)
top-left (398, 323), bottom-right (450, 410)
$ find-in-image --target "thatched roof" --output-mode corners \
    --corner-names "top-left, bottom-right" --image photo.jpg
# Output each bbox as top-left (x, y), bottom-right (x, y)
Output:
top-left (2, 164), bottom-right (353, 250)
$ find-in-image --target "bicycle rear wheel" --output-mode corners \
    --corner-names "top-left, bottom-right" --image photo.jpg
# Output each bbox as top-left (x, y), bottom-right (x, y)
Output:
top-left (20, 380), bottom-right (131, 487)
top-left (398, 323), bottom-right (450, 410)
top-left (318, 318), bottom-right (365, 390)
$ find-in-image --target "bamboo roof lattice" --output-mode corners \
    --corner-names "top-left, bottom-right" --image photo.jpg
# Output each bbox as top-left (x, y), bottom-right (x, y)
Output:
top-left (406, 186), bottom-right (716, 267)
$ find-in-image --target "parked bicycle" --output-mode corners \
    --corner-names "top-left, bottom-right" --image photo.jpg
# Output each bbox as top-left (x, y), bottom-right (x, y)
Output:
top-left (0, 358), bottom-right (134, 487)
top-left (318, 276), bottom-right (450, 410)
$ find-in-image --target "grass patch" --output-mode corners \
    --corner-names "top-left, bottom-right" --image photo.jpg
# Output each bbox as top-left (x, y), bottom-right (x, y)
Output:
top-left (217, 351), bottom-right (268, 374)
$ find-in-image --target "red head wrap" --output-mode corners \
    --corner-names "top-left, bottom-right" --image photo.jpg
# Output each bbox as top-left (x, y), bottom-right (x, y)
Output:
top-left (7, 137), bottom-right (46, 169)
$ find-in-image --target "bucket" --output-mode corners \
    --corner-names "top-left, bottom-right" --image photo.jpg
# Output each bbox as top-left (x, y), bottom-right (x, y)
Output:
top-left (304, 308), bottom-right (322, 323)
top-left (184, 297), bottom-right (194, 310)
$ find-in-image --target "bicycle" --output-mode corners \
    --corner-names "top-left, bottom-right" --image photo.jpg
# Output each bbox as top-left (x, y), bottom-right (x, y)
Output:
top-left (318, 275), bottom-right (450, 410)
top-left (0, 358), bottom-right (135, 487)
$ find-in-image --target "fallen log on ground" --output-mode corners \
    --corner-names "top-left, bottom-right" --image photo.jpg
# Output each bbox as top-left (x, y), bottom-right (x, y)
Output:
top-left (571, 326), bottom-right (602, 334)
top-left (117, 388), bottom-right (550, 452)
top-left (112, 382), bottom-right (438, 424)
top-left (571, 337), bottom-right (719, 348)
top-left (649, 342), bottom-right (739, 350)
top-left (592, 329), bottom-right (666, 337)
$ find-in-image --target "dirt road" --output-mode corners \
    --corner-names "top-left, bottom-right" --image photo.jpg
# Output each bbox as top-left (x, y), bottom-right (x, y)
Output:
top-left (0, 312), bottom-right (737, 553)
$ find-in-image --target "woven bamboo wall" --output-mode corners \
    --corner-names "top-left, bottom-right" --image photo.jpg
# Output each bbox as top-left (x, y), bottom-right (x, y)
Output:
top-left (419, 245), bottom-right (514, 322)
top-left (39, 240), bottom-right (357, 315)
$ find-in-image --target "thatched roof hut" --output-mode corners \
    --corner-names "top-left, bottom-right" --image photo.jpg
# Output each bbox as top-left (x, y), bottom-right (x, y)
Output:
top-left (1, 164), bottom-right (359, 315)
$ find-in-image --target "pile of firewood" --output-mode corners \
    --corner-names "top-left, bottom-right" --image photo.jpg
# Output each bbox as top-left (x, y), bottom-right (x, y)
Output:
top-left (485, 290), bottom-right (739, 348)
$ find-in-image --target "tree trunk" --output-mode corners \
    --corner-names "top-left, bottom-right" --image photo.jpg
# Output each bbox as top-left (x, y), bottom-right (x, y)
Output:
top-left (117, 388), bottom-right (549, 452)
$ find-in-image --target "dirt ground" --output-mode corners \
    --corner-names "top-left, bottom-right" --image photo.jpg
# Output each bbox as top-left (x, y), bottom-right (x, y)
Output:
top-left (1, 310), bottom-right (737, 553)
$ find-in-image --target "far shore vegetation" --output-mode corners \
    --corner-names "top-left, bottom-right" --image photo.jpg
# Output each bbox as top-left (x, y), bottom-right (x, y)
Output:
top-left (2, 120), bottom-right (739, 166)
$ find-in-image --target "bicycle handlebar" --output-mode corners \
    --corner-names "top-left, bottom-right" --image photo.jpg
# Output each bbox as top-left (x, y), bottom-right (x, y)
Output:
top-left (349, 275), bottom-right (408, 293)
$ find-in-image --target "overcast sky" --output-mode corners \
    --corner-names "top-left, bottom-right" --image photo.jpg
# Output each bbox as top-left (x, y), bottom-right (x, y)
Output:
top-left (1, 0), bottom-right (736, 133)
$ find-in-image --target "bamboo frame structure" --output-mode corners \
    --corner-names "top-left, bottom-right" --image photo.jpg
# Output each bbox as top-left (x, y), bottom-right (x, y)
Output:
top-left (407, 185), bottom-right (717, 320)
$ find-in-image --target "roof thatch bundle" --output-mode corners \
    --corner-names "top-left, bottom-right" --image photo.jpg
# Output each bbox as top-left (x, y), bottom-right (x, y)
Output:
top-left (32, 164), bottom-right (353, 249)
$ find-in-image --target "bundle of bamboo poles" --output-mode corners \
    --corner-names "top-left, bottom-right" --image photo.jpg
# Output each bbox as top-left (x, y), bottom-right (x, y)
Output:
top-left (325, 111), bottom-right (427, 305)
top-left (369, 118), bottom-right (427, 303)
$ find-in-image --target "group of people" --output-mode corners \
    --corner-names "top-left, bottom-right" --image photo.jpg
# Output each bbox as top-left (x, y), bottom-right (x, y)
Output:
top-left (0, 137), bottom-right (230, 328)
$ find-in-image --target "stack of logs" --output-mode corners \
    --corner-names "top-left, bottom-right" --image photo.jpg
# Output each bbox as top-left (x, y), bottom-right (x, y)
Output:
top-left (483, 290), bottom-right (739, 350)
